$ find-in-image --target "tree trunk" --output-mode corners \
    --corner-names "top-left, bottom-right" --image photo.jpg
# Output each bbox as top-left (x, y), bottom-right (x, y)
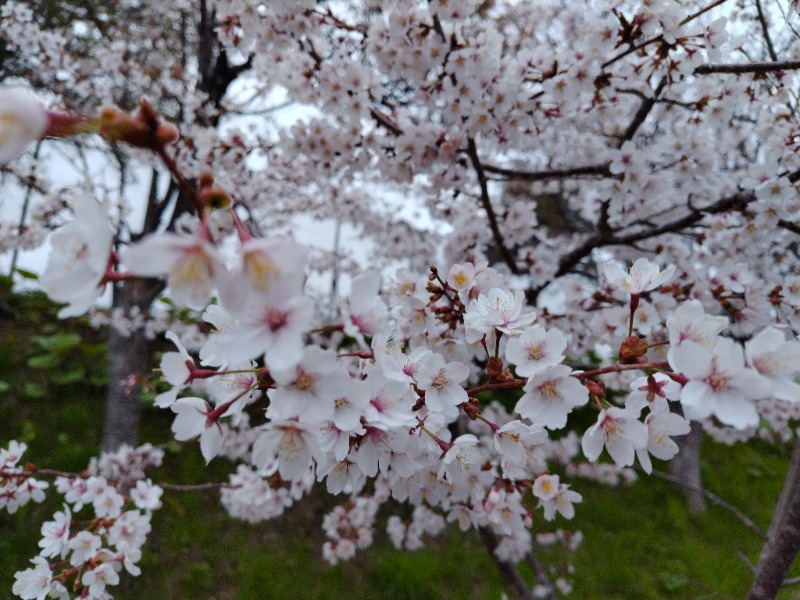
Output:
top-left (101, 278), bottom-right (162, 452)
top-left (478, 527), bottom-right (536, 600)
top-left (670, 420), bottom-right (706, 514)
top-left (747, 438), bottom-right (800, 600)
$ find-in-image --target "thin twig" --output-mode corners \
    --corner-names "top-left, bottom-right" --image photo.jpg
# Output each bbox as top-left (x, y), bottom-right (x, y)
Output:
top-left (754, 0), bottom-right (778, 62)
top-left (159, 482), bottom-right (235, 492)
top-left (466, 137), bottom-right (520, 275)
top-left (618, 78), bottom-right (667, 146)
top-left (650, 469), bottom-right (768, 541)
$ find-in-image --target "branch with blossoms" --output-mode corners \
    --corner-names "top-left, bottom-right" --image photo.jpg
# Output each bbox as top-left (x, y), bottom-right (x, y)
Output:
top-left (6, 3), bottom-right (800, 591)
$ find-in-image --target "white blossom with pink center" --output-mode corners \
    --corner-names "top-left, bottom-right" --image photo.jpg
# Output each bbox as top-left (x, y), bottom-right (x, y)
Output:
top-left (581, 407), bottom-right (648, 467)
top-left (515, 365), bottom-right (588, 429)
top-left (672, 338), bottom-right (772, 429)
top-left (463, 288), bottom-right (536, 343)
top-left (603, 258), bottom-right (675, 295)
top-left (505, 325), bottom-right (567, 377)
top-left (39, 195), bottom-right (113, 318)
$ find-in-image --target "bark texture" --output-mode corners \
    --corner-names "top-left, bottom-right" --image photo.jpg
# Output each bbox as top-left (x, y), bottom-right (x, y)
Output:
top-left (670, 420), bottom-right (706, 513)
top-left (747, 438), bottom-right (800, 600)
top-left (479, 527), bottom-right (537, 600)
top-left (100, 278), bottom-right (163, 451)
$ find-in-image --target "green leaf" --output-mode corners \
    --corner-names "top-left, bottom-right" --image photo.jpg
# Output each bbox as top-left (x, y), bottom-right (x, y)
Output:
top-left (31, 332), bottom-right (82, 353)
top-left (89, 373), bottom-right (108, 387)
top-left (50, 365), bottom-right (86, 385)
top-left (13, 268), bottom-right (39, 280)
top-left (0, 381), bottom-right (9, 392)
top-left (82, 343), bottom-right (108, 357)
top-left (24, 382), bottom-right (46, 398)
top-left (27, 353), bottom-right (63, 370)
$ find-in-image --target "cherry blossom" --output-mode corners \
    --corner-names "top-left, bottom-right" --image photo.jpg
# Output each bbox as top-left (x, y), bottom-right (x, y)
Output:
top-left (635, 408), bottom-right (691, 474)
top-left (745, 327), bottom-right (800, 402)
top-left (505, 325), bottom-right (567, 377)
top-left (414, 353), bottom-right (470, 414)
top-left (0, 87), bottom-right (48, 163)
top-left (170, 397), bottom-right (224, 463)
top-left (122, 230), bottom-right (228, 309)
top-left (672, 338), bottom-right (772, 429)
top-left (464, 288), bottom-right (536, 343)
top-left (603, 258), bottom-right (675, 295)
top-left (581, 408), bottom-right (649, 468)
top-left (39, 195), bottom-right (113, 318)
top-left (515, 365), bottom-right (588, 429)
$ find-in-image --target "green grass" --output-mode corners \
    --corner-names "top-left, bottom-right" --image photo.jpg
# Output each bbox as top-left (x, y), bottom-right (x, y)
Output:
top-left (1, 281), bottom-right (799, 599)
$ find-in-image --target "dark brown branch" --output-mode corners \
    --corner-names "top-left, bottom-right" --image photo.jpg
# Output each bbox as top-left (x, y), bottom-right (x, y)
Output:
top-left (530, 191), bottom-right (753, 299)
top-left (466, 137), bottom-right (520, 275)
top-left (754, 0), bottom-right (779, 62)
top-left (679, 0), bottom-right (731, 25)
top-left (479, 527), bottom-right (535, 600)
top-left (601, 35), bottom-right (663, 70)
top-left (482, 163), bottom-right (611, 182)
top-left (747, 438), bottom-right (800, 599)
top-left (779, 219), bottom-right (800, 236)
top-left (694, 61), bottom-right (800, 75)
top-left (525, 549), bottom-right (557, 599)
top-left (370, 108), bottom-right (403, 136)
top-left (616, 87), bottom-right (702, 110)
top-left (618, 78), bottom-right (667, 146)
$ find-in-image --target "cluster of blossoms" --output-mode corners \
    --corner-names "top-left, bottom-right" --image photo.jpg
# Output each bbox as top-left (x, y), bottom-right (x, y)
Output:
top-left (5, 0), bottom-right (800, 596)
top-left (4, 443), bottom-right (162, 600)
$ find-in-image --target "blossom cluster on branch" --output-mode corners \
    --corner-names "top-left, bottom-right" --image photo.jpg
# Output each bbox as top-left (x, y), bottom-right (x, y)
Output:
top-left (4, 0), bottom-right (800, 598)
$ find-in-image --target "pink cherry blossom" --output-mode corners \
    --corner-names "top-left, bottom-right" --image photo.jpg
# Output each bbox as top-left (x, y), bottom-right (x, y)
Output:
top-left (603, 258), bottom-right (675, 295)
top-left (672, 338), bottom-right (771, 429)
top-left (515, 365), bottom-right (588, 429)
top-left (39, 195), bottom-right (113, 318)
top-left (581, 407), bottom-right (648, 467)
top-left (122, 231), bottom-right (228, 309)
top-left (0, 87), bottom-right (48, 164)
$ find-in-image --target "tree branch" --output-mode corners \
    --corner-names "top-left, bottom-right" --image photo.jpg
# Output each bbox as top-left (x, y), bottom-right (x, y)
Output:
top-left (482, 162), bottom-right (611, 182)
top-left (650, 469), bottom-right (768, 541)
top-left (754, 0), bottom-right (779, 63)
top-left (466, 137), bottom-right (520, 275)
top-left (618, 78), bottom-right (667, 146)
top-left (479, 526), bottom-right (535, 600)
top-left (694, 61), bottom-right (800, 75)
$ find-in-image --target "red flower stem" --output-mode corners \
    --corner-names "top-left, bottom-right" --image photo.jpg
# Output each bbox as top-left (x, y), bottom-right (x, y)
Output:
top-left (572, 361), bottom-right (670, 379)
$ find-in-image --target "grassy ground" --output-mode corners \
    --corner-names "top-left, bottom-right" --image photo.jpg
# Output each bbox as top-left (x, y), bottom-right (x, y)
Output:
top-left (1, 280), bottom-right (798, 599)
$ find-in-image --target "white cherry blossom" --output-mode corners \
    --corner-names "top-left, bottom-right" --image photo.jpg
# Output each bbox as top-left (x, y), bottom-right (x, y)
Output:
top-left (672, 338), bottom-right (771, 429)
top-left (603, 258), bottom-right (675, 295)
top-left (581, 407), bottom-right (649, 467)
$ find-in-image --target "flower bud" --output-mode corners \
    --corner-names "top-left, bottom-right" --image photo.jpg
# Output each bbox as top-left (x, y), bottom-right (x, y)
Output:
top-left (619, 335), bottom-right (648, 364)
top-left (486, 356), bottom-right (505, 382)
